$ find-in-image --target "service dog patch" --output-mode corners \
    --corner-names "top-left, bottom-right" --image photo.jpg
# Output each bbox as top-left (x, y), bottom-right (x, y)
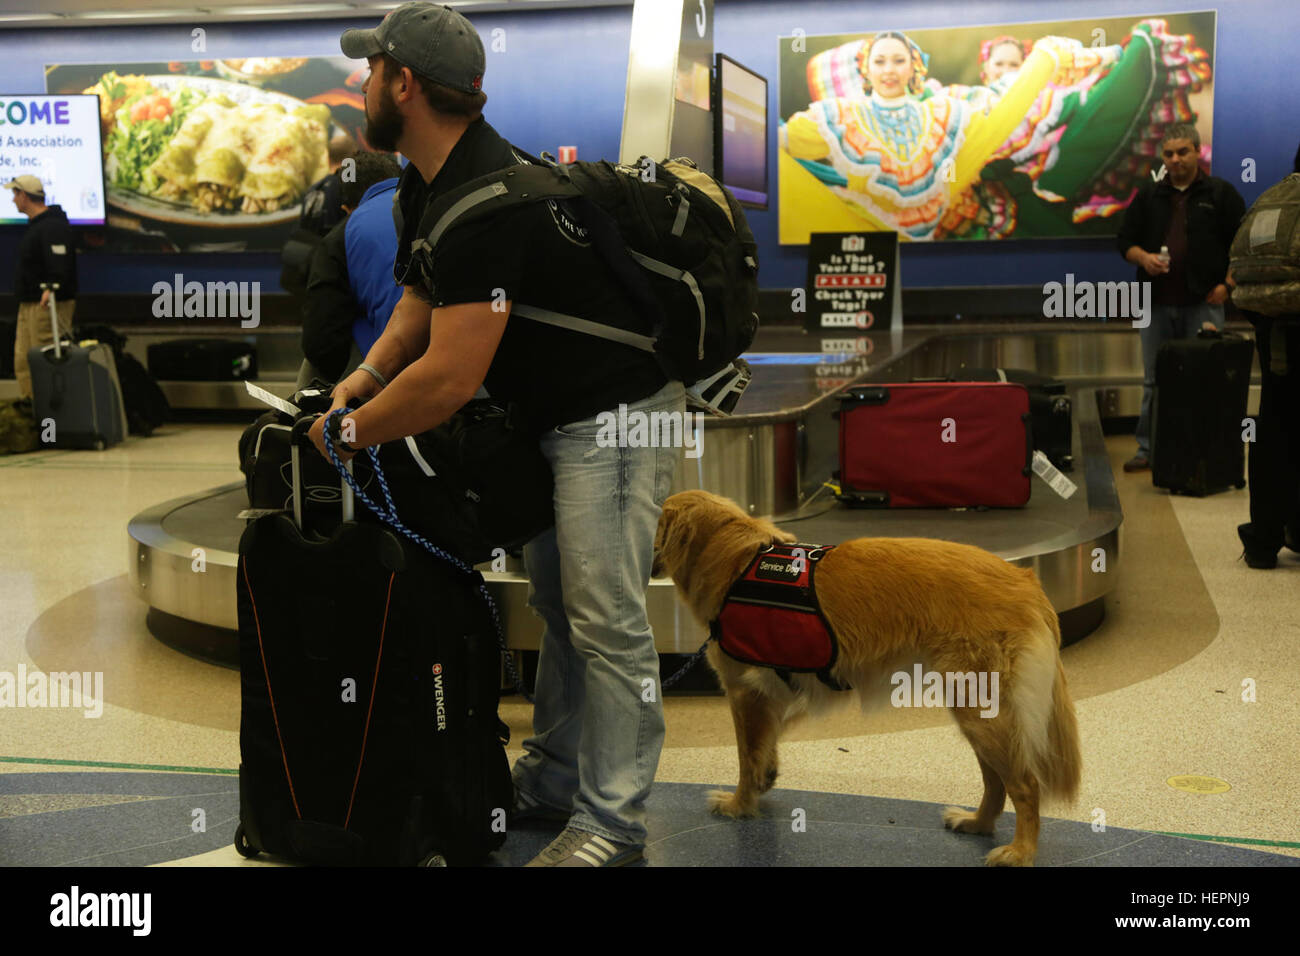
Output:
top-left (711, 543), bottom-right (846, 687)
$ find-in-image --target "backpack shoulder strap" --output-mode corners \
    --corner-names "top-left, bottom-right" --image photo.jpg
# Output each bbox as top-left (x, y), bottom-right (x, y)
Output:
top-left (422, 164), bottom-right (583, 251)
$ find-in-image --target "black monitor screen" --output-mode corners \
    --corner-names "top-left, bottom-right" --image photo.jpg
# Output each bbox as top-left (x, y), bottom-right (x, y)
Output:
top-left (715, 54), bottom-right (768, 210)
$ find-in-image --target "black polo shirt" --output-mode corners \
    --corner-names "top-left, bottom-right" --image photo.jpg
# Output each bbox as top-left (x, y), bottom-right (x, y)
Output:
top-left (393, 117), bottom-right (667, 431)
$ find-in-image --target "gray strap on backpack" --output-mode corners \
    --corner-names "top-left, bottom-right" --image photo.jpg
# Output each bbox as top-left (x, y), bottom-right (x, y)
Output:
top-left (428, 181), bottom-right (510, 248)
top-left (671, 184), bottom-right (691, 237)
top-left (510, 303), bottom-right (657, 354)
top-left (425, 165), bottom-right (583, 249)
top-left (626, 251), bottom-right (707, 360)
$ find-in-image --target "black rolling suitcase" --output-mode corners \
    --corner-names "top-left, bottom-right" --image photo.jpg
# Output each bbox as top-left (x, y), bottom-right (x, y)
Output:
top-left (28, 284), bottom-right (127, 450)
top-left (1152, 330), bottom-right (1253, 496)
top-left (234, 417), bottom-right (513, 866)
top-left (148, 338), bottom-right (257, 380)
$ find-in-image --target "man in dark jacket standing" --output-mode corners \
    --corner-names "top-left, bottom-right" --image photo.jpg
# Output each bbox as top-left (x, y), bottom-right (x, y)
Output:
top-left (1116, 124), bottom-right (1246, 471)
top-left (7, 174), bottom-right (77, 401)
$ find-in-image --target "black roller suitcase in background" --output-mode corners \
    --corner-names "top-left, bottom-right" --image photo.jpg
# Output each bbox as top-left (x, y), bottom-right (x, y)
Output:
top-left (1152, 330), bottom-right (1253, 496)
top-left (148, 338), bottom-right (257, 380)
top-left (234, 424), bottom-right (513, 866)
top-left (28, 285), bottom-right (127, 450)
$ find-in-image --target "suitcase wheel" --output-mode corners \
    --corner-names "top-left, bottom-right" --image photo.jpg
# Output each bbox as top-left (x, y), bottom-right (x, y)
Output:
top-left (93, 439), bottom-right (105, 452)
top-left (1235, 480), bottom-right (1246, 489)
top-left (420, 850), bottom-right (449, 867)
top-left (234, 823), bottom-right (260, 859)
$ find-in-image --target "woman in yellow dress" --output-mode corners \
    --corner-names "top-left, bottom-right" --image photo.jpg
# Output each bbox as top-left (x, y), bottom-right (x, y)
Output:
top-left (781, 22), bottom-right (1211, 241)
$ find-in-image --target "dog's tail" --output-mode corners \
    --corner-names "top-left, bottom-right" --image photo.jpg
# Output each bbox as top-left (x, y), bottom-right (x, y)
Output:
top-left (1012, 600), bottom-right (1082, 803)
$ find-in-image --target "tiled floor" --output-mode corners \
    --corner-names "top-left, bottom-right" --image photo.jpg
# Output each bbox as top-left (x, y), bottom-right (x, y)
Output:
top-left (2, 423), bottom-right (1298, 865)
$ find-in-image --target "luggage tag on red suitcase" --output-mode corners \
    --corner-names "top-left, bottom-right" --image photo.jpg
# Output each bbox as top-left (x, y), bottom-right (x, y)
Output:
top-left (1031, 450), bottom-right (1077, 499)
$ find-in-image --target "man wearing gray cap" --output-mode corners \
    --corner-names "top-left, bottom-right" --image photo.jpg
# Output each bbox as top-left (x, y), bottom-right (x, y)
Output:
top-left (7, 174), bottom-right (78, 401)
top-left (313, 2), bottom-right (685, 867)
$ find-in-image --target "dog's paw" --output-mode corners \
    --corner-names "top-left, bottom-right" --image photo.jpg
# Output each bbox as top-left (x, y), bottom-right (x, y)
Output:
top-left (707, 789), bottom-right (758, 819)
top-left (942, 806), bottom-right (995, 835)
top-left (985, 843), bottom-right (1035, 867)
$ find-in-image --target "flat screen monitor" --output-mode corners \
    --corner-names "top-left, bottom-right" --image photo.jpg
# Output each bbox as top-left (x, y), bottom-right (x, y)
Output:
top-left (714, 54), bottom-right (768, 210)
top-left (0, 94), bottom-right (106, 226)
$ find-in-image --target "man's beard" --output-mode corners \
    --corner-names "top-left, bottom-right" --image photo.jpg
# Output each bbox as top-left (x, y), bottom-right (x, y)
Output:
top-left (366, 86), bottom-right (404, 152)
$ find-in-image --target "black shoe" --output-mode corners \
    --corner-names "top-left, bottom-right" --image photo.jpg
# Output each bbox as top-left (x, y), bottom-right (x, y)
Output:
top-left (1123, 454), bottom-right (1150, 473)
top-left (1238, 523), bottom-right (1279, 569)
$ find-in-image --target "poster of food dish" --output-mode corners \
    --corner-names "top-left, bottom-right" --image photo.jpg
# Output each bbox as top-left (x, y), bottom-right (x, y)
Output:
top-left (44, 57), bottom-right (369, 252)
top-left (777, 11), bottom-right (1217, 243)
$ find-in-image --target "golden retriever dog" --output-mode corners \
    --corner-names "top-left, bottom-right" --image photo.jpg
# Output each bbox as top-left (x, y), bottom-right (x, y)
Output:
top-left (652, 489), bottom-right (1081, 866)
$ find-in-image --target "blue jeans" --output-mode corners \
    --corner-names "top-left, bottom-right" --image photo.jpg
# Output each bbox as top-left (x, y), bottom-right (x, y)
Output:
top-left (512, 379), bottom-right (685, 846)
top-left (1135, 302), bottom-right (1225, 457)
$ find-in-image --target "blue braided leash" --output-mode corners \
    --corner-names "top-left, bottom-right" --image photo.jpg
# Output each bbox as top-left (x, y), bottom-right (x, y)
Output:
top-left (660, 638), bottom-right (713, 690)
top-left (322, 409), bottom-right (533, 703)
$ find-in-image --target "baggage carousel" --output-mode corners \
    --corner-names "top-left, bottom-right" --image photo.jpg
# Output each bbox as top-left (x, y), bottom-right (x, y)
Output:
top-left (128, 323), bottom-right (1147, 667)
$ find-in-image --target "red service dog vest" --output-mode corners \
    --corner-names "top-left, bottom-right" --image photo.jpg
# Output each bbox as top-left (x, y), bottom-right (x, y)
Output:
top-left (710, 543), bottom-right (847, 690)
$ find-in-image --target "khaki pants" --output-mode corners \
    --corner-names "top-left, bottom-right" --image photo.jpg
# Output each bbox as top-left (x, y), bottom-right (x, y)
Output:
top-left (14, 299), bottom-right (76, 401)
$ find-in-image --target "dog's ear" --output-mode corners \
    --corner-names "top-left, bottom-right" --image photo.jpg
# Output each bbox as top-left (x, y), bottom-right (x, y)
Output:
top-left (752, 516), bottom-right (797, 545)
top-left (654, 498), bottom-right (695, 574)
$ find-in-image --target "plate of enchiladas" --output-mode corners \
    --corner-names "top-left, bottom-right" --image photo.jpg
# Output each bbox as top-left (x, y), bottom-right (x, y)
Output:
top-left (83, 72), bottom-right (335, 227)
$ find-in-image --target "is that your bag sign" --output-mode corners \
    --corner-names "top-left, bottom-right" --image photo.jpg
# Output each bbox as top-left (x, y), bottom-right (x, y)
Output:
top-left (804, 231), bottom-right (901, 333)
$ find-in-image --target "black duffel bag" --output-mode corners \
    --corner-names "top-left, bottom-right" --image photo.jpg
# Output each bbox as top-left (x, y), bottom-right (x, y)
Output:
top-left (363, 400), bottom-right (555, 564)
top-left (244, 382), bottom-right (554, 564)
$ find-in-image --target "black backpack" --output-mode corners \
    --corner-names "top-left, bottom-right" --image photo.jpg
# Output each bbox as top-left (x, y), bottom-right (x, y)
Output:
top-left (280, 173), bottom-right (345, 297)
top-left (416, 153), bottom-right (759, 397)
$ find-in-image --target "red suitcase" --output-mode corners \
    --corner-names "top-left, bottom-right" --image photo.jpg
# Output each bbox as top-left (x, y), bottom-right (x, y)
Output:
top-left (835, 383), bottom-right (1032, 507)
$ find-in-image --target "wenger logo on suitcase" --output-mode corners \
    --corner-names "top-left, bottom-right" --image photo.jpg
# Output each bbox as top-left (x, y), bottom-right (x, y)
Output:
top-left (835, 383), bottom-right (1033, 508)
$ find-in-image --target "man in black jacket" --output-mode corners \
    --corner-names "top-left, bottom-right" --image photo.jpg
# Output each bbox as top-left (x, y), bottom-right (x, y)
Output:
top-left (7, 174), bottom-right (77, 400)
top-left (297, 150), bottom-right (403, 386)
top-left (1116, 123), bottom-right (1246, 471)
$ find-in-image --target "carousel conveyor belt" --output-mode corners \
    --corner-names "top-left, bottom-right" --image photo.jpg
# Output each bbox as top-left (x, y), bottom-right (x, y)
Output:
top-left (129, 323), bottom-right (1169, 666)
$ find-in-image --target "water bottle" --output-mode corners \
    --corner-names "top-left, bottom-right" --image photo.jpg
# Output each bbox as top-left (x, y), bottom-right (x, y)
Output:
top-left (1157, 245), bottom-right (1171, 267)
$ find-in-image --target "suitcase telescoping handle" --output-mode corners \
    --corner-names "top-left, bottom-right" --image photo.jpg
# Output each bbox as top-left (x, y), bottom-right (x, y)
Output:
top-left (39, 281), bottom-right (61, 360)
top-left (290, 414), bottom-right (353, 530)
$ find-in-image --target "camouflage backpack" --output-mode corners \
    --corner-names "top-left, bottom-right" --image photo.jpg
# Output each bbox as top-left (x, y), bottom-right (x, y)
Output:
top-left (0, 399), bottom-right (39, 455)
top-left (1230, 173), bottom-right (1300, 316)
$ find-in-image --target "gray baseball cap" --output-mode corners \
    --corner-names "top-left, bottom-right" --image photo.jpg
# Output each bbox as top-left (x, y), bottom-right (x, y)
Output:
top-left (340, 2), bottom-right (485, 95)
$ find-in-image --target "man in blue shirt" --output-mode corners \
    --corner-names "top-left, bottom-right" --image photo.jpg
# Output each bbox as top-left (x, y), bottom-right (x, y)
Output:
top-left (298, 151), bottom-right (403, 386)
top-left (344, 173), bottom-right (404, 359)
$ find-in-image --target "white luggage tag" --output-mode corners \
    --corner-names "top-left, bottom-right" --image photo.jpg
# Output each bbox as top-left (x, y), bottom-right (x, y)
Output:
top-left (237, 507), bottom-right (285, 520)
top-left (244, 381), bottom-right (301, 418)
top-left (1032, 450), bottom-right (1077, 500)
